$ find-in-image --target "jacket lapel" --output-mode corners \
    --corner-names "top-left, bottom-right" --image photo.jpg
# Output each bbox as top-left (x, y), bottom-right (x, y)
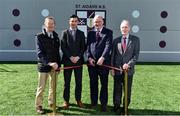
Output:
top-left (124, 35), bottom-right (132, 54)
top-left (117, 43), bottom-right (123, 55)
top-left (75, 29), bottom-right (80, 43)
top-left (117, 36), bottom-right (123, 55)
top-left (96, 27), bottom-right (106, 45)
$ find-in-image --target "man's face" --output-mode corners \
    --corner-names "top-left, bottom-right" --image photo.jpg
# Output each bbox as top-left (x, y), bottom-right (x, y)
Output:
top-left (93, 17), bottom-right (104, 30)
top-left (69, 17), bottom-right (78, 29)
top-left (44, 19), bottom-right (55, 32)
top-left (120, 21), bottom-right (130, 36)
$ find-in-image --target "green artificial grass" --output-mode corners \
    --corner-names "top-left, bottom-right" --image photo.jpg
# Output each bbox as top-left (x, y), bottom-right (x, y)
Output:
top-left (0, 64), bottom-right (180, 115)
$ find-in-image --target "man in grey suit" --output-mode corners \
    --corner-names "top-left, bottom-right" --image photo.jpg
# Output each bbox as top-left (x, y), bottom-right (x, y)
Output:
top-left (111, 20), bottom-right (140, 113)
top-left (61, 14), bottom-right (85, 109)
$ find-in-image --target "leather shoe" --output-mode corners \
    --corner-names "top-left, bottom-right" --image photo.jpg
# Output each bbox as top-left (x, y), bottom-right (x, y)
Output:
top-left (62, 101), bottom-right (69, 109)
top-left (76, 100), bottom-right (84, 108)
top-left (49, 103), bottom-right (54, 109)
top-left (36, 106), bottom-right (44, 114)
top-left (121, 107), bottom-right (128, 115)
top-left (101, 105), bottom-right (107, 112)
top-left (89, 104), bottom-right (97, 109)
top-left (113, 106), bottom-right (120, 112)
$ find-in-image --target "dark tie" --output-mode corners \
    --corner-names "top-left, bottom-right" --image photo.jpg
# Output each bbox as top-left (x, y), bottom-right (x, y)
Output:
top-left (122, 37), bottom-right (127, 51)
top-left (49, 33), bottom-right (53, 38)
top-left (96, 30), bottom-right (100, 41)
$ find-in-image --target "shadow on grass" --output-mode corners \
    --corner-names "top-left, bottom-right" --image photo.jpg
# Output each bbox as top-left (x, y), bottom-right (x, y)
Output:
top-left (0, 65), bottom-right (18, 72)
top-left (43, 109), bottom-right (52, 114)
top-left (129, 108), bottom-right (180, 115)
top-left (0, 68), bottom-right (18, 72)
top-left (55, 103), bottom-right (115, 115)
top-left (52, 103), bottom-right (180, 115)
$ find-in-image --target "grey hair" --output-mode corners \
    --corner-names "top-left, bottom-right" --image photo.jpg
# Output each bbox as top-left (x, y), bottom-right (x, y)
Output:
top-left (93, 15), bottom-right (104, 22)
top-left (120, 19), bottom-right (131, 28)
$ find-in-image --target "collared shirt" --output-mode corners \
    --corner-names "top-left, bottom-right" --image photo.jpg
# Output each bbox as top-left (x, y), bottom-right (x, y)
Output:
top-left (69, 27), bottom-right (77, 33)
top-left (94, 26), bottom-right (103, 33)
top-left (69, 27), bottom-right (77, 31)
top-left (47, 32), bottom-right (53, 38)
top-left (94, 27), bottom-right (103, 39)
top-left (44, 27), bottom-right (54, 38)
top-left (69, 27), bottom-right (77, 35)
top-left (121, 34), bottom-right (129, 46)
top-left (69, 27), bottom-right (77, 40)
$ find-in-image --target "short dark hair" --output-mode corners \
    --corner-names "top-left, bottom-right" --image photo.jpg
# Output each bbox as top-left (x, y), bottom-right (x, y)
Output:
top-left (70, 14), bottom-right (79, 19)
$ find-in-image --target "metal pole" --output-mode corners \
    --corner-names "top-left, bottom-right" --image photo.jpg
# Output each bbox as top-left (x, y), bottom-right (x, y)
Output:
top-left (52, 71), bottom-right (57, 113)
top-left (124, 70), bottom-right (128, 115)
top-left (48, 71), bottom-right (62, 115)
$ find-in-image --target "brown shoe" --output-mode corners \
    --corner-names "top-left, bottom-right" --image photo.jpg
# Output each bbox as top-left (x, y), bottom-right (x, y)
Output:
top-left (76, 100), bottom-right (84, 108)
top-left (49, 103), bottom-right (53, 109)
top-left (36, 106), bottom-right (44, 114)
top-left (62, 101), bottom-right (69, 109)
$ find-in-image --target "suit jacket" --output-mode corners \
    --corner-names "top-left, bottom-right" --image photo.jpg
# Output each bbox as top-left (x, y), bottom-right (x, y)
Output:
top-left (87, 27), bottom-right (113, 65)
top-left (111, 34), bottom-right (140, 76)
top-left (36, 29), bottom-right (61, 72)
top-left (61, 29), bottom-right (86, 66)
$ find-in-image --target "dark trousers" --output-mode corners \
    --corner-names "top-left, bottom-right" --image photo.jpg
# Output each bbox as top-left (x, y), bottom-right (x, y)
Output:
top-left (63, 67), bottom-right (82, 102)
top-left (113, 74), bottom-right (133, 107)
top-left (88, 65), bottom-right (109, 106)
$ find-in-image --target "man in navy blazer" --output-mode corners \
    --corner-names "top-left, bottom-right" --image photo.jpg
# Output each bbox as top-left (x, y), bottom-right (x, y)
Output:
top-left (35, 17), bottom-right (61, 114)
top-left (111, 20), bottom-right (140, 113)
top-left (87, 15), bottom-right (113, 112)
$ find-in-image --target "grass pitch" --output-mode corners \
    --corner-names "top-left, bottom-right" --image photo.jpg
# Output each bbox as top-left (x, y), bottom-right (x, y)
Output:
top-left (0, 64), bottom-right (180, 115)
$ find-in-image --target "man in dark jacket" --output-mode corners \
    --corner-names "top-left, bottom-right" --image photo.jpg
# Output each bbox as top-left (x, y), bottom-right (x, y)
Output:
top-left (35, 16), bottom-right (61, 114)
top-left (87, 15), bottom-right (113, 112)
top-left (61, 15), bottom-right (85, 109)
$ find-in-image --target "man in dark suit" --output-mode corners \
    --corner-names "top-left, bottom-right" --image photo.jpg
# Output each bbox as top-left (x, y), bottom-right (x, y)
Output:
top-left (111, 20), bottom-right (140, 113)
top-left (35, 16), bottom-right (61, 114)
top-left (61, 14), bottom-right (85, 109)
top-left (87, 15), bottom-right (113, 112)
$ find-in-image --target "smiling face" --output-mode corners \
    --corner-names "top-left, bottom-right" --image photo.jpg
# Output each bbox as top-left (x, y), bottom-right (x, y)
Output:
top-left (69, 17), bottom-right (78, 29)
top-left (120, 20), bottom-right (130, 36)
top-left (93, 15), bottom-right (104, 30)
top-left (44, 17), bottom-right (55, 32)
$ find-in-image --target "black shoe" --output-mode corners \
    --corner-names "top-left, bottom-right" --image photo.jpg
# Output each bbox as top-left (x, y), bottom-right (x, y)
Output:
top-left (113, 106), bottom-right (120, 112)
top-left (121, 107), bottom-right (128, 115)
top-left (101, 105), bottom-right (107, 112)
top-left (89, 104), bottom-right (97, 109)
